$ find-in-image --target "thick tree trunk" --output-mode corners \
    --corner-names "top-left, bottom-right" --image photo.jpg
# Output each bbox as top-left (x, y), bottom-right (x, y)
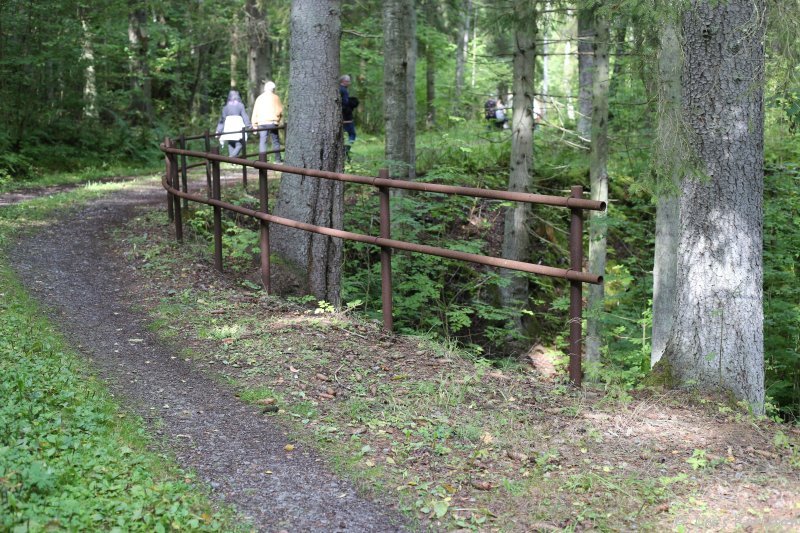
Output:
top-left (79, 9), bottom-right (97, 119)
top-left (273, 0), bottom-right (344, 305)
top-left (500, 1), bottom-right (536, 335)
top-left (577, 7), bottom-right (594, 140)
top-left (127, 1), bottom-right (153, 124)
top-left (383, 0), bottom-right (416, 181)
top-left (453, 0), bottom-right (471, 111)
top-left (651, 21), bottom-right (681, 367)
top-left (246, 0), bottom-right (270, 109)
top-left (663, 0), bottom-right (766, 411)
top-left (585, 11), bottom-right (610, 364)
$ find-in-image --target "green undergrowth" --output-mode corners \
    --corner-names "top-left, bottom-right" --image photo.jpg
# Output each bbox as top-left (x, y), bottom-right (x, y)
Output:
top-left (0, 179), bottom-right (243, 532)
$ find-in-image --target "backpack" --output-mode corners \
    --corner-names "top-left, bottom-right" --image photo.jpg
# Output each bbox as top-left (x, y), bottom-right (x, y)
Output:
top-left (484, 98), bottom-right (497, 119)
top-left (349, 96), bottom-right (359, 109)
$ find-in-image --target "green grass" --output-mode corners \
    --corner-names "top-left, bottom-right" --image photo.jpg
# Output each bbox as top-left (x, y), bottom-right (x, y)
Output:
top-left (0, 163), bottom-right (161, 194)
top-left (0, 177), bottom-right (245, 532)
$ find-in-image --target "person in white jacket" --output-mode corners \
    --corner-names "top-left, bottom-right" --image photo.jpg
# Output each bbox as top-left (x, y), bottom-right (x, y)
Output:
top-left (215, 90), bottom-right (251, 157)
top-left (251, 81), bottom-right (284, 163)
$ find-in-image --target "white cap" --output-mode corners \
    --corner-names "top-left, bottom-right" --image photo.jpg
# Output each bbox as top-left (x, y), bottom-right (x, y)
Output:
top-left (264, 81), bottom-right (276, 93)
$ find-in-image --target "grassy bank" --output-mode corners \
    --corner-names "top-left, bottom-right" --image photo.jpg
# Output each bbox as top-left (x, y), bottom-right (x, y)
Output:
top-left (118, 203), bottom-right (800, 531)
top-left (0, 180), bottom-right (242, 532)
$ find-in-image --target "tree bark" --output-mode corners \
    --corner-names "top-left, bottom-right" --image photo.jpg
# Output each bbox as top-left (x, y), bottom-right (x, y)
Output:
top-left (585, 10), bottom-right (610, 364)
top-left (79, 8), bottom-right (97, 119)
top-left (230, 21), bottom-right (239, 89)
top-left (273, 0), bottom-right (345, 305)
top-left (383, 0), bottom-right (416, 181)
top-left (246, 0), bottom-right (270, 109)
top-left (127, 0), bottom-right (153, 124)
top-left (500, 0), bottom-right (536, 335)
top-left (650, 21), bottom-right (681, 367)
top-left (423, 0), bottom-right (439, 129)
top-left (453, 0), bottom-right (471, 112)
top-left (577, 6), bottom-right (595, 140)
top-left (663, 0), bottom-right (766, 411)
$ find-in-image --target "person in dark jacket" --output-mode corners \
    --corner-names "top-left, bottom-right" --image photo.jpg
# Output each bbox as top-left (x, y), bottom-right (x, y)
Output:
top-left (216, 90), bottom-right (251, 157)
top-left (339, 75), bottom-right (358, 161)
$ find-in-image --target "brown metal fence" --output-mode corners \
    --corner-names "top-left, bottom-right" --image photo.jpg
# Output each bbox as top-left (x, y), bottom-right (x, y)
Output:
top-left (160, 130), bottom-right (605, 385)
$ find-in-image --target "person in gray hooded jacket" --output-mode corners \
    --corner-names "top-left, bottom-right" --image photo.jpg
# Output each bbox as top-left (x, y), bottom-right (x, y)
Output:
top-left (216, 90), bottom-right (251, 157)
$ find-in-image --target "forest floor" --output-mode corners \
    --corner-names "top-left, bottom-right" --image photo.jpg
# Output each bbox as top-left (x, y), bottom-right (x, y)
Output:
top-left (6, 173), bottom-right (800, 531)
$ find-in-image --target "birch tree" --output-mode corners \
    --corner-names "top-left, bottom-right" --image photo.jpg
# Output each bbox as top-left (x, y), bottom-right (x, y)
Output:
top-left (273, 0), bottom-right (345, 305)
top-left (650, 17), bottom-right (682, 367)
top-left (663, 0), bottom-right (766, 411)
top-left (585, 9), bottom-right (609, 364)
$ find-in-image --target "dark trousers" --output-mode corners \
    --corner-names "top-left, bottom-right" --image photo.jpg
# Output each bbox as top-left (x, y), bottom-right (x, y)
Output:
top-left (258, 125), bottom-right (282, 162)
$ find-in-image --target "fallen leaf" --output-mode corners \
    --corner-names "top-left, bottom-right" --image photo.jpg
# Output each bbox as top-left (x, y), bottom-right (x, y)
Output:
top-left (315, 373), bottom-right (329, 381)
top-left (319, 392), bottom-right (335, 400)
top-left (326, 387), bottom-right (336, 396)
top-left (480, 432), bottom-right (494, 445)
top-left (289, 365), bottom-right (299, 373)
top-left (471, 480), bottom-right (493, 491)
top-left (257, 398), bottom-right (276, 405)
top-left (284, 444), bottom-right (295, 452)
top-left (507, 450), bottom-right (529, 462)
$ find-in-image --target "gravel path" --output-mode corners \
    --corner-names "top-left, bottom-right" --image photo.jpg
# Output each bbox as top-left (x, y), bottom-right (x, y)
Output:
top-left (7, 181), bottom-right (406, 532)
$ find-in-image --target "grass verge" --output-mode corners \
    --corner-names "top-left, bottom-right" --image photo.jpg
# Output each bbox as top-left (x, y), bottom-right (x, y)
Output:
top-left (0, 178), bottom-right (244, 532)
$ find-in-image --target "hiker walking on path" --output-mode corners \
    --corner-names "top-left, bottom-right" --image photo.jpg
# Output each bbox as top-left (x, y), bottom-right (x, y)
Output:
top-left (339, 75), bottom-right (359, 160)
top-left (216, 90), bottom-right (251, 157)
top-left (251, 81), bottom-right (283, 163)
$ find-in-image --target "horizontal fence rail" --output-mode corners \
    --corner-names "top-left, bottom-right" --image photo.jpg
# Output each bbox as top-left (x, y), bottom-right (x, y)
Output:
top-left (160, 134), bottom-right (605, 385)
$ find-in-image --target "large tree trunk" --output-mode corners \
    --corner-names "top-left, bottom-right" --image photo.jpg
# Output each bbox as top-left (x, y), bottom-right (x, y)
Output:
top-left (273, 0), bottom-right (344, 305)
top-left (127, 0), bottom-right (153, 124)
top-left (650, 21), bottom-right (682, 367)
top-left (577, 6), bottom-right (595, 140)
top-left (383, 0), bottom-right (416, 181)
top-left (585, 10), bottom-right (610, 364)
top-left (453, 0), bottom-right (471, 112)
top-left (500, 0), bottom-right (536, 336)
top-left (246, 0), bottom-right (270, 109)
top-left (663, 0), bottom-right (766, 411)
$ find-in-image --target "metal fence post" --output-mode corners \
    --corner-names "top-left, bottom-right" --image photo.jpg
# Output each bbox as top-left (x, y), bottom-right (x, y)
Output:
top-left (211, 146), bottom-right (223, 272)
top-left (258, 152), bottom-right (270, 293)
top-left (241, 127), bottom-right (248, 190)
top-left (568, 185), bottom-right (584, 386)
top-left (204, 129), bottom-right (212, 194)
top-left (179, 133), bottom-right (189, 209)
top-left (166, 138), bottom-right (183, 243)
top-left (378, 168), bottom-right (393, 332)
top-left (164, 137), bottom-right (174, 223)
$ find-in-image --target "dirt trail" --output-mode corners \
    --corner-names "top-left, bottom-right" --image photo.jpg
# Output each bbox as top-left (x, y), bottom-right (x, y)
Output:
top-left (7, 180), bottom-right (405, 532)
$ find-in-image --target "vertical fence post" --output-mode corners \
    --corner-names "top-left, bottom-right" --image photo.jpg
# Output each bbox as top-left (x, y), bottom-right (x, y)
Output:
top-left (568, 185), bottom-right (584, 386)
top-left (166, 138), bottom-right (183, 243)
top-left (204, 129), bottom-right (212, 194)
top-left (179, 133), bottom-right (189, 209)
top-left (164, 137), bottom-right (174, 222)
top-left (378, 168), bottom-right (393, 332)
top-left (258, 153), bottom-right (270, 293)
top-left (211, 146), bottom-right (223, 272)
top-left (241, 127), bottom-right (248, 190)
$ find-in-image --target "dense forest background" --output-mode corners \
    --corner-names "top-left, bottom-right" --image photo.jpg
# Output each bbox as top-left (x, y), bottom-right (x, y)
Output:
top-left (1, 0), bottom-right (798, 416)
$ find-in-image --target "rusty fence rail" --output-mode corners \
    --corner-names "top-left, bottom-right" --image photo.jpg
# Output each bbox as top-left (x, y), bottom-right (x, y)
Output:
top-left (160, 135), bottom-right (604, 385)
